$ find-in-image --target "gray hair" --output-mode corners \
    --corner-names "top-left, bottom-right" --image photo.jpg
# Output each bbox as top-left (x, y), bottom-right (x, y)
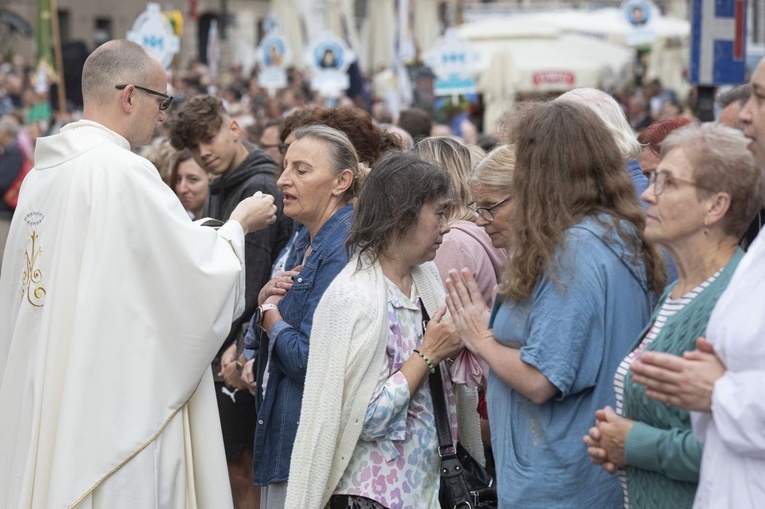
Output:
top-left (716, 84), bottom-right (751, 109)
top-left (82, 40), bottom-right (157, 103)
top-left (469, 144), bottom-right (516, 195)
top-left (661, 123), bottom-right (763, 238)
top-left (556, 88), bottom-right (642, 161)
top-left (291, 124), bottom-right (365, 200)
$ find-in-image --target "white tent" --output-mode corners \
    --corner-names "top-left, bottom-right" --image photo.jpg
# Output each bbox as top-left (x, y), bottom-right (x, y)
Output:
top-left (520, 8), bottom-right (691, 100)
top-left (455, 17), bottom-right (634, 131)
top-left (521, 8), bottom-right (690, 47)
top-left (456, 17), bottom-right (634, 92)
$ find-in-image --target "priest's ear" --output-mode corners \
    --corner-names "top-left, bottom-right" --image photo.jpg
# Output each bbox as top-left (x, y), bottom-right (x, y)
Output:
top-left (116, 84), bottom-right (137, 113)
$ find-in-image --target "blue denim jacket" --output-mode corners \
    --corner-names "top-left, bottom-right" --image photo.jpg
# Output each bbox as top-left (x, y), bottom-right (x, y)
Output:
top-left (626, 159), bottom-right (648, 207)
top-left (247, 203), bottom-right (353, 485)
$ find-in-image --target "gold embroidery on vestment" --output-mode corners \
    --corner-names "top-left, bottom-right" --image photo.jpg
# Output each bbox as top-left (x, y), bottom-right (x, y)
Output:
top-left (21, 230), bottom-right (46, 307)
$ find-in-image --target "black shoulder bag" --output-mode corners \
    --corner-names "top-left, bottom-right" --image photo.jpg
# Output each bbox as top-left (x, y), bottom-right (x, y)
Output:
top-left (420, 304), bottom-right (498, 508)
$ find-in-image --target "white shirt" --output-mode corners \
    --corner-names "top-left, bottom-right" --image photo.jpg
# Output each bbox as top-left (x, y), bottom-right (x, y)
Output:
top-left (692, 231), bottom-right (765, 508)
top-left (0, 121), bottom-right (243, 508)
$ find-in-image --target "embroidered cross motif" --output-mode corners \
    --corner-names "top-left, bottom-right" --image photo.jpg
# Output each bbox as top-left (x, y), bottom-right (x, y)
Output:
top-left (21, 231), bottom-right (46, 307)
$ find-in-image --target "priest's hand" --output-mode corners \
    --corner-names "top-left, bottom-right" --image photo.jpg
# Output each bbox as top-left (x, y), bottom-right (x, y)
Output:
top-left (630, 337), bottom-right (725, 412)
top-left (229, 191), bottom-right (277, 235)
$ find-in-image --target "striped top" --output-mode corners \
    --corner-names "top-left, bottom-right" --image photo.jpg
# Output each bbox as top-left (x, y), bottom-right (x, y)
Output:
top-left (613, 270), bottom-right (720, 509)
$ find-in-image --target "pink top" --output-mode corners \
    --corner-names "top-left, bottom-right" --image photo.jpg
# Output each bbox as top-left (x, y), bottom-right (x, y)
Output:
top-left (434, 220), bottom-right (506, 307)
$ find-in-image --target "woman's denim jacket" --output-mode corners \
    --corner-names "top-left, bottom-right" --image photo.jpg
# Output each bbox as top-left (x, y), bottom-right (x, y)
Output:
top-left (246, 203), bottom-right (352, 485)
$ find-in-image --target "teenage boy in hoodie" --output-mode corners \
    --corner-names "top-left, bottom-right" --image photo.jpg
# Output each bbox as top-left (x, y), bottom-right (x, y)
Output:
top-left (169, 95), bottom-right (292, 508)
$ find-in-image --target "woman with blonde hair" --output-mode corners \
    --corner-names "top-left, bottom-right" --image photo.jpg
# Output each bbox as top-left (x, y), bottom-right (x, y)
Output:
top-left (445, 100), bottom-right (665, 507)
top-left (468, 145), bottom-right (517, 251)
top-left (413, 136), bottom-right (505, 307)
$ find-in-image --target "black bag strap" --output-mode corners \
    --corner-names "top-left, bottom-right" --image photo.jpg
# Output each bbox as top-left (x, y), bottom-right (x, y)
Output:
top-left (419, 301), bottom-right (472, 508)
top-left (419, 302), bottom-right (457, 453)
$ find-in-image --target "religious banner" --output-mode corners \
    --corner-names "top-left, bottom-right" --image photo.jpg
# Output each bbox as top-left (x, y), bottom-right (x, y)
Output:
top-left (304, 32), bottom-right (356, 99)
top-left (622, 0), bottom-right (659, 45)
top-left (423, 29), bottom-right (480, 97)
top-left (256, 22), bottom-right (291, 95)
top-left (127, 3), bottom-right (180, 69)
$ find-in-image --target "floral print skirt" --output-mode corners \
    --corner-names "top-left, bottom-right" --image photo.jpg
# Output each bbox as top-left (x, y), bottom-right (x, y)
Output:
top-left (326, 494), bottom-right (387, 509)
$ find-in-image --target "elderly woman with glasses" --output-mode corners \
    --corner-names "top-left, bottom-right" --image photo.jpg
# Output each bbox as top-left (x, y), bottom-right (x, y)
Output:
top-left (465, 145), bottom-right (516, 251)
top-left (583, 124), bottom-right (763, 509)
top-left (444, 101), bottom-right (666, 507)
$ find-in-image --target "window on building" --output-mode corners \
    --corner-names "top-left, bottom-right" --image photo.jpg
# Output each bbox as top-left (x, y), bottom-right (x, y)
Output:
top-left (57, 9), bottom-right (70, 43)
top-left (94, 17), bottom-right (112, 47)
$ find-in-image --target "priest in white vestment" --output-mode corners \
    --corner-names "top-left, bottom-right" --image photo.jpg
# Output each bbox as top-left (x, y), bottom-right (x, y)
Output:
top-left (0, 40), bottom-right (277, 509)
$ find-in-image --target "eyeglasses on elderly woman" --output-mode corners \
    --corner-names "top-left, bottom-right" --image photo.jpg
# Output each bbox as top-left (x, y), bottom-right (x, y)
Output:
top-left (648, 170), bottom-right (715, 196)
top-left (467, 195), bottom-right (512, 222)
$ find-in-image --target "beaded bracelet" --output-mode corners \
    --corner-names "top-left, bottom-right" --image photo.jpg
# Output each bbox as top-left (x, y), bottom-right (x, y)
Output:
top-left (413, 349), bottom-right (436, 374)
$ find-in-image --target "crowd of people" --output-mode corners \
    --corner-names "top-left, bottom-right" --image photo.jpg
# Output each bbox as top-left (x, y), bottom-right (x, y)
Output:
top-left (0, 38), bottom-right (764, 509)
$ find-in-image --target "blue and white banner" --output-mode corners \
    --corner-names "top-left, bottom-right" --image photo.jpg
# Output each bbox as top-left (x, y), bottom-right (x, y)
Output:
top-left (690, 0), bottom-right (747, 85)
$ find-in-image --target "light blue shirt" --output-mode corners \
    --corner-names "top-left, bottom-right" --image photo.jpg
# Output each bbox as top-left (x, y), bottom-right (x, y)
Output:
top-left (487, 215), bottom-right (651, 508)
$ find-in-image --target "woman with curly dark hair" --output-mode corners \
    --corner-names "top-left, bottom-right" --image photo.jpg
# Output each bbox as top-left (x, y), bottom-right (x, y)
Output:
top-left (445, 100), bottom-right (665, 508)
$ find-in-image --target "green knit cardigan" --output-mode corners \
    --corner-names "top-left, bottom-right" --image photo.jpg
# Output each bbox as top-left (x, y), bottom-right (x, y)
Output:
top-left (621, 248), bottom-right (744, 509)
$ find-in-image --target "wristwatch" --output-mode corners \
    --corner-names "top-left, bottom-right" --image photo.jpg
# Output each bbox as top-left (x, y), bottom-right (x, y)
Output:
top-left (254, 303), bottom-right (278, 329)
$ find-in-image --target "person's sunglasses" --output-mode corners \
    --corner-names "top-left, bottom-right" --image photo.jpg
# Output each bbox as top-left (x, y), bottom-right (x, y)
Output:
top-left (115, 84), bottom-right (173, 111)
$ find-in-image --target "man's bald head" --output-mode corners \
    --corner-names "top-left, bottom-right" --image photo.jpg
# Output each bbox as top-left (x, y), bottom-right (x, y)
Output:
top-left (81, 39), bottom-right (168, 148)
top-left (82, 40), bottom-right (159, 105)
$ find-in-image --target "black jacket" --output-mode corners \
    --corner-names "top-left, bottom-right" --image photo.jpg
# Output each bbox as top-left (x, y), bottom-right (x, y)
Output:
top-left (204, 148), bottom-right (292, 373)
top-left (0, 143), bottom-right (25, 216)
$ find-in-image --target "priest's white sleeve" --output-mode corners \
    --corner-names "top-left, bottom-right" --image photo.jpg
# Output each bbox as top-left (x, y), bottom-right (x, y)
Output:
top-left (216, 220), bottom-right (247, 322)
top-left (709, 371), bottom-right (765, 458)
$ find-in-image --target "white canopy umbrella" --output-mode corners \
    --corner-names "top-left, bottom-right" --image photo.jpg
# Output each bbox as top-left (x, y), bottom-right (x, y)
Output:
top-left (520, 8), bottom-right (690, 97)
top-left (456, 17), bottom-right (633, 129)
top-left (456, 18), bottom-right (634, 94)
top-left (521, 8), bottom-right (690, 47)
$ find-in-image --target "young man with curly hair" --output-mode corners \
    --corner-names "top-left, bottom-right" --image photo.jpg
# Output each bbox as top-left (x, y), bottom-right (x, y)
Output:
top-left (168, 95), bottom-right (292, 508)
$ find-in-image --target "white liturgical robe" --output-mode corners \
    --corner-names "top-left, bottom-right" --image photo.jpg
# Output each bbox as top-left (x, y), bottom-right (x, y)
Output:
top-left (0, 121), bottom-right (242, 508)
top-left (691, 229), bottom-right (765, 508)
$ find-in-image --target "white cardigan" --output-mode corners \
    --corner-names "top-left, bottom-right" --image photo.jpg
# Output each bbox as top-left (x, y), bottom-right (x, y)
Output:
top-left (285, 255), bottom-right (484, 509)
